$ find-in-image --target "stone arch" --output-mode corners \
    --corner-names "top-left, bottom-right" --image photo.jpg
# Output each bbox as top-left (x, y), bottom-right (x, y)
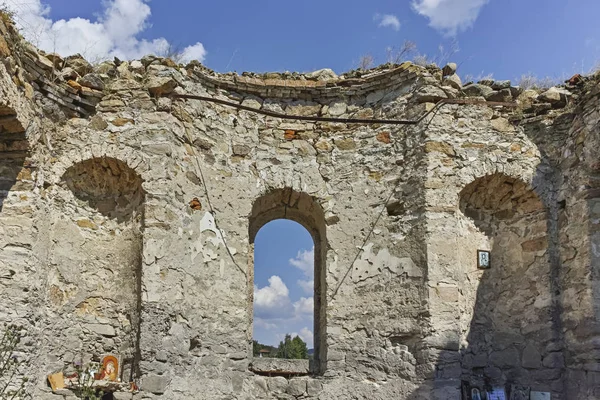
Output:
top-left (62, 157), bottom-right (144, 222)
top-left (47, 157), bottom-right (145, 381)
top-left (48, 145), bottom-right (151, 186)
top-left (249, 187), bottom-right (327, 374)
top-left (458, 173), bottom-right (545, 236)
top-left (457, 173), bottom-right (558, 393)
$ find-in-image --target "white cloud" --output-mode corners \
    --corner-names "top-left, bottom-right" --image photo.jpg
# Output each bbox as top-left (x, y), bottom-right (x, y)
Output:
top-left (0, 0), bottom-right (206, 62)
top-left (289, 248), bottom-right (314, 276)
top-left (298, 279), bottom-right (314, 294)
top-left (375, 14), bottom-right (401, 31)
top-left (299, 327), bottom-right (314, 345)
top-left (293, 297), bottom-right (313, 315)
top-left (290, 248), bottom-right (314, 294)
top-left (411, 0), bottom-right (489, 36)
top-left (180, 42), bottom-right (207, 63)
top-left (254, 318), bottom-right (278, 330)
top-left (254, 276), bottom-right (293, 319)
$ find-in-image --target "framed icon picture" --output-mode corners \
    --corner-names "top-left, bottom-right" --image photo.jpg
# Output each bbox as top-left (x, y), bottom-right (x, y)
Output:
top-left (477, 250), bottom-right (490, 269)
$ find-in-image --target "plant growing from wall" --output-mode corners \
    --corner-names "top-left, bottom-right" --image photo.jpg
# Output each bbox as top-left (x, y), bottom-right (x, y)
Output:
top-left (0, 324), bottom-right (30, 400)
top-left (68, 361), bottom-right (103, 400)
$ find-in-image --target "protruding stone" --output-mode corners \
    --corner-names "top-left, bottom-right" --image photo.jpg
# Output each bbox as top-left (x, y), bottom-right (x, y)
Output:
top-left (442, 62), bottom-right (457, 76)
top-left (130, 60), bottom-right (145, 74)
top-left (442, 73), bottom-right (462, 90)
top-left (463, 83), bottom-right (494, 98)
top-left (328, 101), bottom-right (347, 116)
top-left (538, 87), bottom-right (571, 107)
top-left (305, 68), bottom-right (337, 81)
top-left (491, 80), bottom-right (511, 90)
top-left (413, 85), bottom-right (447, 103)
top-left (46, 53), bottom-right (64, 69)
top-left (145, 76), bottom-right (178, 96)
top-left (486, 88), bottom-right (512, 102)
top-left (65, 54), bottom-right (92, 76)
top-left (141, 54), bottom-right (159, 67)
top-left (80, 73), bottom-right (105, 91)
top-left (538, 87), bottom-right (562, 103)
top-left (85, 323), bottom-right (116, 337)
top-left (231, 144), bottom-right (250, 157)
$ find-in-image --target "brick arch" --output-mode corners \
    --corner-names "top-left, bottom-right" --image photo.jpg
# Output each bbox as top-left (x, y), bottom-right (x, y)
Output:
top-left (458, 173), bottom-right (545, 235)
top-left (48, 145), bottom-right (151, 185)
top-left (62, 156), bottom-right (145, 222)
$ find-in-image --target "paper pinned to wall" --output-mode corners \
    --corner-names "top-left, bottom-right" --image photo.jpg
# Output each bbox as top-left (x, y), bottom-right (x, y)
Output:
top-left (487, 387), bottom-right (507, 400)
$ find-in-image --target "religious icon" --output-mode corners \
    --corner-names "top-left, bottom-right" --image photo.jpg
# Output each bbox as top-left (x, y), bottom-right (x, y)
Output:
top-left (477, 250), bottom-right (490, 269)
top-left (98, 355), bottom-right (119, 381)
top-left (471, 388), bottom-right (482, 400)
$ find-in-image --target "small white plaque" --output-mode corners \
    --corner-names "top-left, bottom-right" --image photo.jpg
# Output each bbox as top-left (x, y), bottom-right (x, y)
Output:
top-left (477, 249), bottom-right (491, 269)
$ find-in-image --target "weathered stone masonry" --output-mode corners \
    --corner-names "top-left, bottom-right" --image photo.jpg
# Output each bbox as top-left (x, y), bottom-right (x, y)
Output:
top-left (0, 17), bottom-right (599, 399)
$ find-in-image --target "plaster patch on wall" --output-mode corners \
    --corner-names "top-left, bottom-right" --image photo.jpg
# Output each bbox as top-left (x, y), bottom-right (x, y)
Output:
top-left (351, 243), bottom-right (421, 283)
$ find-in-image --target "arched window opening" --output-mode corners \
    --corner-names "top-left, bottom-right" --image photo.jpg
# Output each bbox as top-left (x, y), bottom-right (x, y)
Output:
top-left (249, 188), bottom-right (327, 374)
top-left (252, 219), bottom-right (315, 360)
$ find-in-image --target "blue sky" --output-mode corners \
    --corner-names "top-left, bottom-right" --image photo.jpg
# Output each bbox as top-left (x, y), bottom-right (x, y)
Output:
top-left (2, 0), bottom-right (598, 347)
top-left (253, 220), bottom-right (314, 347)
top-left (3, 0), bottom-right (599, 81)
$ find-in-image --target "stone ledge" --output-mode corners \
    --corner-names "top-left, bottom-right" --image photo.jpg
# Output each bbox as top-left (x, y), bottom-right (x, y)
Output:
top-left (249, 358), bottom-right (310, 376)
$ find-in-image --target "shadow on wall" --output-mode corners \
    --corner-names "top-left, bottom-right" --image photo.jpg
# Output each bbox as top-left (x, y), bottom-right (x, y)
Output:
top-left (408, 173), bottom-right (562, 399)
top-left (561, 134), bottom-right (600, 398)
top-left (458, 174), bottom-right (562, 398)
top-left (63, 157), bottom-right (145, 222)
top-left (0, 106), bottom-right (28, 213)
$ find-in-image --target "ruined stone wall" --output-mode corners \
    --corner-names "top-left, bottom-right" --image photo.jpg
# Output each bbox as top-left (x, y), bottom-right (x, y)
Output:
top-left (553, 82), bottom-right (600, 399)
top-left (0, 16), bottom-right (599, 400)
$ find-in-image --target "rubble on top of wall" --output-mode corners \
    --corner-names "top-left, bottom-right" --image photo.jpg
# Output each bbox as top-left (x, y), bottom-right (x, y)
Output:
top-left (2, 9), bottom-right (599, 129)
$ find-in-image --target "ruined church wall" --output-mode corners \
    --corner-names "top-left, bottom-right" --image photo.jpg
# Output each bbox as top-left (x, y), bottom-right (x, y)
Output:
top-left (555, 84), bottom-right (600, 399)
top-left (407, 102), bottom-right (558, 398)
top-left (0, 16), bottom-right (599, 398)
top-left (0, 58), bottom-right (440, 398)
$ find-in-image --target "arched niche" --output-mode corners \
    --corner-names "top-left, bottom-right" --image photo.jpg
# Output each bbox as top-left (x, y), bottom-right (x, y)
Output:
top-left (49, 157), bottom-right (144, 381)
top-left (62, 157), bottom-right (144, 221)
top-left (457, 173), bottom-right (556, 391)
top-left (249, 188), bottom-right (327, 374)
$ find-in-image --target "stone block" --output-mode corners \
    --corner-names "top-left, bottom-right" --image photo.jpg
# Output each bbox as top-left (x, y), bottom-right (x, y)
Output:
top-left (85, 323), bottom-right (116, 337)
top-left (267, 376), bottom-right (288, 393)
top-left (307, 379), bottom-right (323, 396)
top-left (490, 347), bottom-right (520, 368)
top-left (522, 343), bottom-right (542, 369)
top-left (141, 374), bottom-right (170, 394)
top-left (542, 352), bottom-right (564, 369)
top-left (287, 379), bottom-right (307, 396)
